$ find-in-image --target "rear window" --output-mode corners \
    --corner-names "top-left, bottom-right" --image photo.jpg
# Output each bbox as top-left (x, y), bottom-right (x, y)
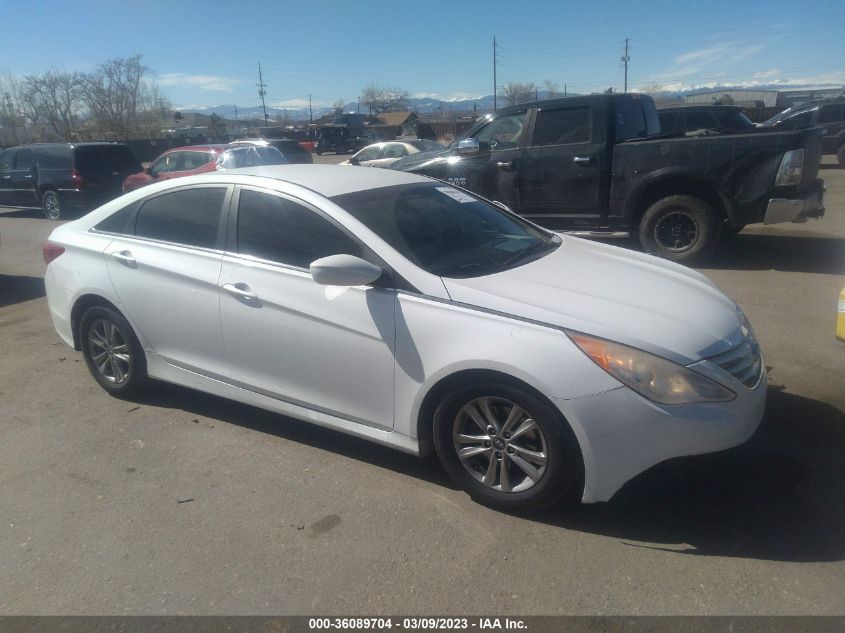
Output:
top-left (35, 146), bottom-right (73, 169)
top-left (134, 187), bottom-right (226, 248)
top-left (75, 145), bottom-right (142, 174)
top-left (615, 97), bottom-right (660, 141)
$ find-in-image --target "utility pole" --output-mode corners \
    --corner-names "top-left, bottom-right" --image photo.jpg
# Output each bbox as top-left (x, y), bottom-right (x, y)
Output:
top-left (492, 36), bottom-right (498, 112)
top-left (233, 104), bottom-right (239, 121)
top-left (621, 38), bottom-right (630, 93)
top-left (309, 94), bottom-right (313, 123)
top-left (257, 62), bottom-right (269, 128)
top-left (564, 83), bottom-right (567, 97)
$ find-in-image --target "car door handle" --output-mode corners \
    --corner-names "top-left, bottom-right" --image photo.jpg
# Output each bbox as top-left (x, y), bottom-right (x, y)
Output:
top-left (222, 283), bottom-right (258, 301)
top-left (497, 160), bottom-right (514, 171)
top-left (573, 156), bottom-right (593, 164)
top-left (23, 174), bottom-right (33, 179)
top-left (110, 250), bottom-right (136, 266)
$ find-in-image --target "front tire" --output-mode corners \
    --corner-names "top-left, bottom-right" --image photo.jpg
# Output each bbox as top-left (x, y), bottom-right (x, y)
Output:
top-left (639, 195), bottom-right (721, 263)
top-left (80, 306), bottom-right (148, 398)
top-left (433, 382), bottom-right (582, 511)
top-left (41, 190), bottom-right (63, 220)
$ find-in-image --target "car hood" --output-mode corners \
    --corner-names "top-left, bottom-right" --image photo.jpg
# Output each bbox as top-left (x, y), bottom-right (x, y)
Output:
top-left (390, 148), bottom-right (452, 171)
top-left (441, 237), bottom-right (742, 365)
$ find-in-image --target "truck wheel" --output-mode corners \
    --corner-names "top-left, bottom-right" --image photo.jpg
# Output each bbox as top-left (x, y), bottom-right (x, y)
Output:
top-left (838, 145), bottom-right (845, 169)
top-left (639, 195), bottom-right (721, 263)
top-left (41, 190), bottom-right (63, 220)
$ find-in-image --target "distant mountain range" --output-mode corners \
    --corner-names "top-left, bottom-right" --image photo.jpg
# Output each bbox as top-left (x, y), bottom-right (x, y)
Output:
top-left (176, 82), bottom-right (842, 122)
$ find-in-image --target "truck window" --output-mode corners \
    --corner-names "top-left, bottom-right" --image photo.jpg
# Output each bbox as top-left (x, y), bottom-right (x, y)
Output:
top-left (615, 97), bottom-right (659, 141)
top-left (531, 107), bottom-right (591, 146)
top-left (818, 104), bottom-right (844, 124)
top-left (474, 111), bottom-right (527, 151)
top-left (685, 111), bottom-right (719, 133)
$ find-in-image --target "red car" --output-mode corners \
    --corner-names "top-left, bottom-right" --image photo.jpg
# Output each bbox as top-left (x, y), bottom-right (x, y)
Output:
top-left (122, 144), bottom-right (230, 192)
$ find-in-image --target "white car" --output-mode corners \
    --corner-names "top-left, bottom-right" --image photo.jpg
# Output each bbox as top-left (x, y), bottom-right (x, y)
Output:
top-left (43, 166), bottom-right (766, 510)
top-left (341, 140), bottom-right (444, 168)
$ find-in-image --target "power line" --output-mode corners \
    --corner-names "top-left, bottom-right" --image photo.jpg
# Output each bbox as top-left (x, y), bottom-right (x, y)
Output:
top-left (621, 38), bottom-right (630, 93)
top-left (493, 36), bottom-right (498, 112)
top-left (257, 62), bottom-right (269, 127)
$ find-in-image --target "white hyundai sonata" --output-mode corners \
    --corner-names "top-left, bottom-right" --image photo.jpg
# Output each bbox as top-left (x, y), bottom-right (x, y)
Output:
top-left (44, 165), bottom-right (766, 509)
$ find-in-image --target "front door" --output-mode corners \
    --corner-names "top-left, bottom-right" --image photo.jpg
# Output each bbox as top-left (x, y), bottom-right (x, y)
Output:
top-left (446, 109), bottom-right (527, 211)
top-left (218, 187), bottom-right (396, 429)
top-left (519, 104), bottom-right (604, 230)
top-left (0, 149), bottom-right (15, 206)
top-left (11, 148), bottom-right (38, 207)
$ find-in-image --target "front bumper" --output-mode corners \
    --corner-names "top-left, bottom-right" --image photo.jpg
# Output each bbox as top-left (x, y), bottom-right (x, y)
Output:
top-left (553, 367), bottom-right (767, 503)
top-left (763, 179), bottom-right (825, 224)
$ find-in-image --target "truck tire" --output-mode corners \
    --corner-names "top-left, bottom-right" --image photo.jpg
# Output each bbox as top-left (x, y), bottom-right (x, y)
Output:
top-left (838, 145), bottom-right (845, 169)
top-left (639, 195), bottom-right (721, 263)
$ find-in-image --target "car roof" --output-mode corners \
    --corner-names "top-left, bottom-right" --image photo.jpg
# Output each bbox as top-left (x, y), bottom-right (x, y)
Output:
top-left (167, 144), bottom-right (231, 153)
top-left (212, 164), bottom-right (432, 197)
top-left (658, 105), bottom-right (743, 111)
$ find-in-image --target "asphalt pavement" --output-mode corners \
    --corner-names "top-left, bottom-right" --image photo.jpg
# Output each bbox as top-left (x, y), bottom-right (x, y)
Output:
top-left (0, 156), bottom-right (843, 615)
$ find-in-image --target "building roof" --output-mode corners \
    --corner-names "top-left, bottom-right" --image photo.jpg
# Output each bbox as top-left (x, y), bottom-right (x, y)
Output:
top-left (376, 111), bottom-right (417, 126)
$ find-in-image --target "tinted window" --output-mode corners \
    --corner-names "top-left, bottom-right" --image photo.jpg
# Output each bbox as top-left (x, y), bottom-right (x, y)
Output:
top-left (151, 152), bottom-right (182, 175)
top-left (75, 145), bottom-right (142, 174)
top-left (818, 104), bottom-right (843, 124)
top-left (135, 187), bottom-right (226, 248)
top-left (0, 149), bottom-right (14, 171)
top-left (182, 151), bottom-right (213, 171)
top-left (237, 189), bottom-right (362, 268)
top-left (658, 111), bottom-right (679, 134)
top-left (616, 98), bottom-right (661, 141)
top-left (15, 148), bottom-right (33, 170)
top-left (35, 146), bottom-right (73, 169)
top-left (532, 107), bottom-right (591, 146)
top-left (355, 146), bottom-right (381, 161)
top-left (781, 109), bottom-right (817, 129)
top-left (714, 110), bottom-right (755, 130)
top-left (383, 144), bottom-right (407, 158)
top-left (685, 111), bottom-right (718, 132)
top-left (94, 201), bottom-right (140, 234)
top-left (475, 111), bottom-right (526, 150)
top-left (333, 183), bottom-right (559, 278)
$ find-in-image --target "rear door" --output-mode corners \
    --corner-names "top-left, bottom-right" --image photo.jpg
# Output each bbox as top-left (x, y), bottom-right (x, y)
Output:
top-left (75, 145), bottom-right (143, 195)
top-left (11, 148), bottom-right (38, 206)
top-left (0, 149), bottom-right (16, 206)
top-left (518, 103), bottom-right (604, 229)
top-left (104, 185), bottom-right (230, 377)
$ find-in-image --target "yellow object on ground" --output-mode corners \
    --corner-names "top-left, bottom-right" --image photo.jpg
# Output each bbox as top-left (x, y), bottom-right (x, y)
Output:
top-left (838, 287), bottom-right (845, 342)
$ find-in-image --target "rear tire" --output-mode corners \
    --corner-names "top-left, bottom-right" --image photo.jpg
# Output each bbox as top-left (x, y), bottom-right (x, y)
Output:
top-left (838, 145), bottom-right (845, 169)
top-left (433, 381), bottom-right (582, 511)
top-left (41, 190), bottom-right (63, 220)
top-left (80, 306), bottom-right (148, 398)
top-left (639, 195), bottom-right (721, 263)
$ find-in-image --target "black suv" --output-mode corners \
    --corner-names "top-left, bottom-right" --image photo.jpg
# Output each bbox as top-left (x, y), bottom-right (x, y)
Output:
top-left (0, 142), bottom-right (142, 219)
top-left (762, 99), bottom-right (845, 166)
top-left (658, 105), bottom-right (756, 135)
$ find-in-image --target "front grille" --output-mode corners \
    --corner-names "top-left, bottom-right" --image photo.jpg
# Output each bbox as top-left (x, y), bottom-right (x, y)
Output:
top-left (706, 335), bottom-right (762, 388)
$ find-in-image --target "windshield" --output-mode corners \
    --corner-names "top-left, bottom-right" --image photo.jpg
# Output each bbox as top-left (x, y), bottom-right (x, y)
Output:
top-left (716, 110), bottom-right (755, 129)
top-left (216, 146), bottom-right (288, 169)
top-left (332, 183), bottom-right (560, 278)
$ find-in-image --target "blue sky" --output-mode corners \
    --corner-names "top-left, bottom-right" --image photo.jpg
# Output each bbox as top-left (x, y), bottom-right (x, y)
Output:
top-left (1, 0), bottom-right (843, 109)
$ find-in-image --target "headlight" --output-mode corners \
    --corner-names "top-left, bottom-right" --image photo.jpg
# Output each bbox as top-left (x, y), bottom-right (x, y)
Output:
top-left (566, 331), bottom-right (736, 405)
top-left (775, 149), bottom-right (803, 186)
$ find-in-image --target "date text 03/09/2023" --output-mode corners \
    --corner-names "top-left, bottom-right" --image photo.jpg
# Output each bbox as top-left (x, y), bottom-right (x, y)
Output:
top-left (308, 617), bottom-right (528, 630)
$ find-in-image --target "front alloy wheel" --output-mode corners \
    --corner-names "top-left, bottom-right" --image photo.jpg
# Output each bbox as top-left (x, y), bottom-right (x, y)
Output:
top-left (453, 396), bottom-right (549, 493)
top-left (433, 382), bottom-right (582, 511)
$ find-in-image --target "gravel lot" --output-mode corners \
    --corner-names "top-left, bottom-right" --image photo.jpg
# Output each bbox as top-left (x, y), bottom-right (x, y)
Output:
top-left (0, 157), bottom-right (843, 615)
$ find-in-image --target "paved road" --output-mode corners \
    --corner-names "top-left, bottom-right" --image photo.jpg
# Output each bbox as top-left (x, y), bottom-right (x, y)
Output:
top-left (1, 159), bottom-right (843, 615)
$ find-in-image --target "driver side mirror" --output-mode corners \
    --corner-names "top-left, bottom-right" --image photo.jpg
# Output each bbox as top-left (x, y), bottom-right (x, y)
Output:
top-left (457, 138), bottom-right (481, 155)
top-left (146, 166), bottom-right (158, 177)
top-left (310, 254), bottom-right (383, 287)
top-left (349, 156), bottom-right (360, 165)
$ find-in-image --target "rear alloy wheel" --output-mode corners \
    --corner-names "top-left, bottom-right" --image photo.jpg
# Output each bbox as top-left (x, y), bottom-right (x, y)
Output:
top-left (80, 306), bottom-right (148, 398)
top-left (41, 190), bottom-right (63, 220)
top-left (433, 382), bottom-right (582, 511)
top-left (639, 195), bottom-right (721, 263)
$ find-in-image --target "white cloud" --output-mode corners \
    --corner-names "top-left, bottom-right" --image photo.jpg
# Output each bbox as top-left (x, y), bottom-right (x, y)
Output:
top-left (271, 98), bottom-right (313, 108)
top-left (158, 73), bottom-right (239, 92)
top-left (411, 91), bottom-right (485, 102)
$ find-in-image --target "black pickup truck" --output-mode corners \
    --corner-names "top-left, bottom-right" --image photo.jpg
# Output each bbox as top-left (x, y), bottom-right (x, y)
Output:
top-left (390, 93), bottom-right (825, 262)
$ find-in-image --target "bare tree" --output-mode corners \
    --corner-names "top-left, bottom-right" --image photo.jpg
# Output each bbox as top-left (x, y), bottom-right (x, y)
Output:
top-left (23, 71), bottom-right (84, 141)
top-left (360, 84), bottom-right (409, 114)
top-left (640, 82), bottom-right (664, 95)
top-left (544, 80), bottom-right (559, 99)
top-left (80, 55), bottom-right (160, 140)
top-left (501, 82), bottom-right (537, 106)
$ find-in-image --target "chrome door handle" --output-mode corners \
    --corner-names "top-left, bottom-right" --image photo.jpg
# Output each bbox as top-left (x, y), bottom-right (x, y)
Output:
top-left (23, 174), bottom-right (33, 179)
top-left (496, 160), bottom-right (514, 171)
top-left (573, 156), bottom-right (593, 164)
top-left (110, 250), bottom-right (136, 266)
top-left (222, 283), bottom-right (258, 300)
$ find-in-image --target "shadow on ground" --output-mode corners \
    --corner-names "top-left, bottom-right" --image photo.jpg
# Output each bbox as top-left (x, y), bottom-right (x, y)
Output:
top-left (703, 233), bottom-right (845, 275)
top-left (0, 274), bottom-right (46, 308)
top-left (138, 382), bottom-right (843, 563)
top-left (0, 207), bottom-right (44, 219)
top-left (538, 389), bottom-right (845, 563)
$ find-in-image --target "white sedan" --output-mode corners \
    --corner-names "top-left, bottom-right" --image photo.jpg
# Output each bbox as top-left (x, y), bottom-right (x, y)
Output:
top-left (341, 140), bottom-right (444, 168)
top-left (43, 166), bottom-right (766, 510)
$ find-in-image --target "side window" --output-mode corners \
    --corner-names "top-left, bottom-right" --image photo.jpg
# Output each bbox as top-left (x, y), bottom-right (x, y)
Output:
top-left (94, 201), bottom-right (140, 234)
top-left (818, 104), bottom-right (843, 124)
top-left (237, 189), bottom-right (362, 269)
top-left (356, 146), bottom-right (381, 161)
top-left (36, 146), bottom-right (73, 169)
top-left (0, 149), bottom-right (15, 171)
top-left (658, 111), bottom-right (679, 134)
top-left (474, 111), bottom-right (526, 150)
top-left (150, 152), bottom-right (182, 175)
top-left (382, 144), bottom-right (407, 158)
top-left (182, 151), bottom-right (213, 171)
top-left (135, 187), bottom-right (226, 248)
top-left (15, 148), bottom-right (33, 170)
top-left (531, 107), bottom-right (591, 146)
top-left (684, 111), bottom-right (718, 133)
